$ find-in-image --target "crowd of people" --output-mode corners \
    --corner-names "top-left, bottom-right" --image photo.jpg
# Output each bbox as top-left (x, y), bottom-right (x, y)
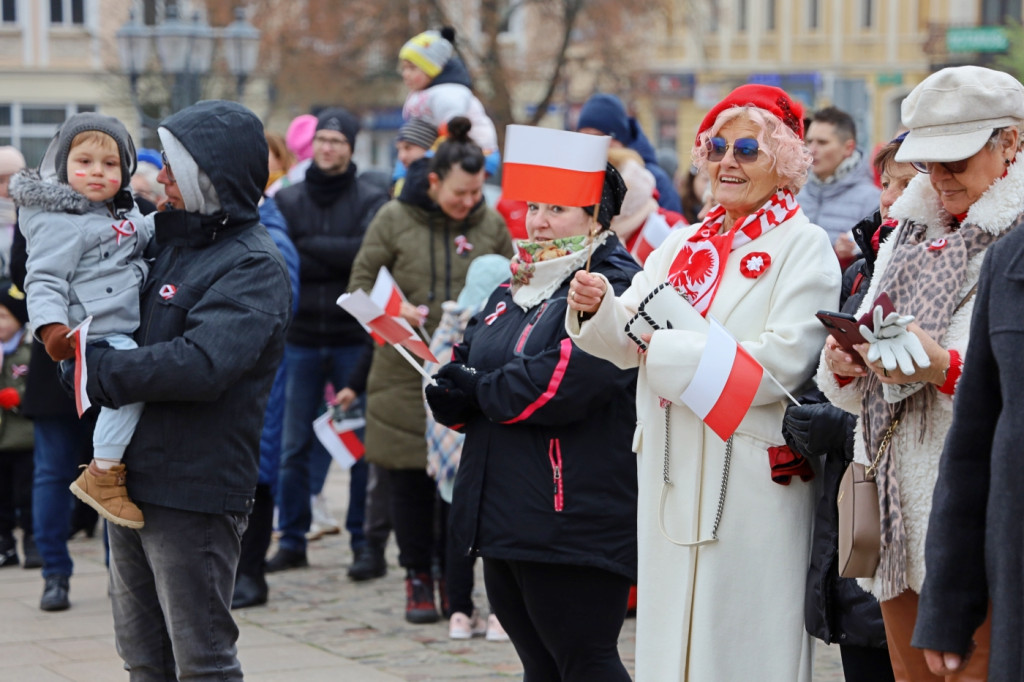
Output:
top-left (0, 21), bottom-right (1019, 679)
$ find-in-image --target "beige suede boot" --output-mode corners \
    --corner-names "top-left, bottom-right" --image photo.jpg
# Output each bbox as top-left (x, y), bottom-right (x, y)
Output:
top-left (69, 462), bottom-right (144, 529)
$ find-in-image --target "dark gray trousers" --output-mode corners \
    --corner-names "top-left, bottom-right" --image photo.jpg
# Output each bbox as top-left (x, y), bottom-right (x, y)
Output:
top-left (108, 504), bottom-right (247, 681)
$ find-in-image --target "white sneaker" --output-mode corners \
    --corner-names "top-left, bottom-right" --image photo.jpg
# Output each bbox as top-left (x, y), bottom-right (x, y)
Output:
top-left (449, 610), bottom-right (486, 639)
top-left (485, 613), bottom-right (510, 642)
top-left (306, 493), bottom-right (340, 541)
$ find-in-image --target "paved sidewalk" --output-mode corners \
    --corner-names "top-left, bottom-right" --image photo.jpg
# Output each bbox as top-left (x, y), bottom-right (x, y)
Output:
top-left (0, 464), bottom-right (847, 681)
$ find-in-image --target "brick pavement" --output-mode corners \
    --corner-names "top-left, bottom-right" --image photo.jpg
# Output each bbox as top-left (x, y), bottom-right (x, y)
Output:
top-left (0, 464), bottom-right (847, 681)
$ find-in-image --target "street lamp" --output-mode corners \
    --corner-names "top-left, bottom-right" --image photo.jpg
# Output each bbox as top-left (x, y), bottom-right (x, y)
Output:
top-left (116, 3), bottom-right (259, 141)
top-left (222, 8), bottom-right (261, 99)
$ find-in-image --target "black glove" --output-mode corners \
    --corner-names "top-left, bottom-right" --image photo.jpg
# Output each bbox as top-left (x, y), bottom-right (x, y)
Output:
top-left (425, 376), bottom-right (477, 427)
top-left (436, 362), bottom-right (482, 397)
top-left (782, 402), bottom-right (851, 458)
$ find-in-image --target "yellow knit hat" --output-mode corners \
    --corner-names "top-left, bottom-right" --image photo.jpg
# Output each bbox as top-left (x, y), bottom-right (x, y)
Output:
top-left (399, 29), bottom-right (454, 79)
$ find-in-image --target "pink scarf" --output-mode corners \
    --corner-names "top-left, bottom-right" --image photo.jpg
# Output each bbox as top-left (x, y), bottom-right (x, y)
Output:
top-left (668, 189), bottom-right (798, 316)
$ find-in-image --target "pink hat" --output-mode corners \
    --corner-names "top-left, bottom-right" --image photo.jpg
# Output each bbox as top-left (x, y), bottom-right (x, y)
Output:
top-left (286, 114), bottom-right (318, 162)
top-left (0, 146), bottom-right (25, 175)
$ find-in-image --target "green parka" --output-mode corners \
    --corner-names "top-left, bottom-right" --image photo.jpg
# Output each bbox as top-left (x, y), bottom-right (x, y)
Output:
top-left (348, 161), bottom-right (512, 470)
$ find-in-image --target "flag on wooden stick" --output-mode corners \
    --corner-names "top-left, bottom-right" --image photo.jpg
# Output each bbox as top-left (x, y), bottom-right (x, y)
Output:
top-left (501, 125), bottom-right (610, 206)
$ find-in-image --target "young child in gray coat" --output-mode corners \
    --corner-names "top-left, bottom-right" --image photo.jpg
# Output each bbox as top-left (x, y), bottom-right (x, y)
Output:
top-left (10, 112), bottom-right (152, 529)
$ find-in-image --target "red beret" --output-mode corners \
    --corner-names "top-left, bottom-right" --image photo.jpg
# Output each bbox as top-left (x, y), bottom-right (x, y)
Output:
top-left (696, 84), bottom-right (805, 143)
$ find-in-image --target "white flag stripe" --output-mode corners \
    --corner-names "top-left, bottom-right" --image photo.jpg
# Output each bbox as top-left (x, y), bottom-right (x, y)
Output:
top-left (679, 319), bottom-right (736, 418)
top-left (503, 125), bottom-right (610, 172)
top-left (370, 266), bottom-right (393, 305)
top-left (337, 290), bottom-right (379, 324)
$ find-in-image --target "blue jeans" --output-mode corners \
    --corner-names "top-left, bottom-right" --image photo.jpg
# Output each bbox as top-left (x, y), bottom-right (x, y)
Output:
top-left (109, 504), bottom-right (247, 681)
top-left (276, 343), bottom-right (367, 553)
top-left (32, 415), bottom-right (93, 579)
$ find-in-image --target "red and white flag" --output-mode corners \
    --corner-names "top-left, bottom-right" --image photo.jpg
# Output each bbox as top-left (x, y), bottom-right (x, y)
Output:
top-left (678, 318), bottom-right (763, 441)
top-left (312, 412), bottom-right (365, 469)
top-left (68, 316), bottom-right (93, 417)
top-left (630, 212), bottom-right (676, 264)
top-left (337, 290), bottom-right (438, 364)
top-left (502, 125), bottom-right (610, 206)
top-left (370, 266), bottom-right (405, 318)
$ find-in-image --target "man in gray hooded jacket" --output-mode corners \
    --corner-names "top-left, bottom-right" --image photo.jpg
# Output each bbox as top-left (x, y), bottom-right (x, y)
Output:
top-left (77, 100), bottom-right (291, 679)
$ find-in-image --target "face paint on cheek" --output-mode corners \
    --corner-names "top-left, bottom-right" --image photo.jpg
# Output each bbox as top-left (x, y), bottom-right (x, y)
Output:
top-left (108, 178), bottom-right (119, 183)
top-left (73, 171), bottom-right (87, 177)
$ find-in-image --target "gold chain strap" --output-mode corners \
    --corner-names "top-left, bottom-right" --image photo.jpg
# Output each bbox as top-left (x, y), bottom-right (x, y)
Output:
top-left (867, 416), bottom-right (900, 477)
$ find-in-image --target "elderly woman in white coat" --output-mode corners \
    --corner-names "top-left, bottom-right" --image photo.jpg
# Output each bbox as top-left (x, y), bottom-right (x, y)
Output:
top-left (567, 84), bottom-right (841, 681)
top-left (817, 65), bottom-right (1024, 681)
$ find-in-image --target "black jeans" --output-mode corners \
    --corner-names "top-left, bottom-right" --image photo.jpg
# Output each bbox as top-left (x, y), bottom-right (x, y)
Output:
top-left (388, 468), bottom-right (441, 572)
top-left (0, 450), bottom-right (33, 536)
top-left (236, 483), bottom-right (274, 582)
top-left (840, 643), bottom-right (896, 682)
top-left (363, 462), bottom-right (392, 549)
top-left (483, 558), bottom-right (632, 682)
top-left (108, 504), bottom-right (247, 681)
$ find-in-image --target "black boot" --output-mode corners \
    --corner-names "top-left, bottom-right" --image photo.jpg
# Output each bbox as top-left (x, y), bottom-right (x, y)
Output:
top-left (347, 544), bottom-right (386, 581)
top-left (231, 573), bottom-right (268, 609)
top-left (264, 547), bottom-right (308, 573)
top-left (405, 569), bottom-right (439, 624)
top-left (40, 574), bottom-right (70, 611)
top-left (22, 534), bottom-right (42, 569)
top-left (0, 534), bottom-right (17, 568)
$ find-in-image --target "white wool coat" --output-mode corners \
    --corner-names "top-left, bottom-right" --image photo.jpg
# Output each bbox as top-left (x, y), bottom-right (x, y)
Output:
top-left (818, 152), bottom-right (1024, 600)
top-left (568, 209), bottom-right (840, 681)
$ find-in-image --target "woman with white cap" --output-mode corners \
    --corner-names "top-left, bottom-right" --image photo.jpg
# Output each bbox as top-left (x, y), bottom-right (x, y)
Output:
top-left (817, 64), bottom-right (1024, 680)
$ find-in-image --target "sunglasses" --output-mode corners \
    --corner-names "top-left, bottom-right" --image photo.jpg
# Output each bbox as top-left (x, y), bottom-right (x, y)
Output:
top-left (910, 129), bottom-right (1001, 174)
top-left (160, 150), bottom-right (175, 183)
top-left (707, 136), bottom-right (760, 163)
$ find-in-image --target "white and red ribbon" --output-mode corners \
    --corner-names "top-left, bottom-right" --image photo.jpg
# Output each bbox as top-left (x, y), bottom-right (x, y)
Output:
top-left (484, 301), bottom-right (507, 325)
top-left (111, 219), bottom-right (136, 246)
top-left (454, 235), bottom-right (473, 255)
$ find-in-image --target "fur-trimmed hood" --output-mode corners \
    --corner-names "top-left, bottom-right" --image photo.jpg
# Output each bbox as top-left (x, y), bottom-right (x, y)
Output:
top-left (889, 147), bottom-right (1024, 237)
top-left (9, 169), bottom-right (92, 214)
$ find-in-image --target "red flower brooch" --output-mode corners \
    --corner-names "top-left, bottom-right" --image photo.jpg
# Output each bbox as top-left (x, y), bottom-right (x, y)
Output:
top-left (739, 252), bottom-right (771, 278)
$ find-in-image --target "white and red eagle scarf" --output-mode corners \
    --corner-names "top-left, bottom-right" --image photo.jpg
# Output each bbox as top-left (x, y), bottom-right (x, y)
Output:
top-left (667, 188), bottom-right (798, 316)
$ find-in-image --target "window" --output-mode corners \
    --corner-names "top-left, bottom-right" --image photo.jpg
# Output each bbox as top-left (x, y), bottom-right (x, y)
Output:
top-left (982, 0), bottom-right (1022, 24)
top-left (1, 0), bottom-right (15, 23)
top-left (808, 0), bottom-right (820, 29)
top-left (737, 0), bottom-right (748, 31)
top-left (50, 0), bottom-right (85, 25)
top-left (860, 0), bottom-right (874, 28)
top-left (766, 0), bottom-right (776, 30)
top-left (0, 103), bottom-right (96, 168)
top-left (709, 0), bottom-right (720, 32)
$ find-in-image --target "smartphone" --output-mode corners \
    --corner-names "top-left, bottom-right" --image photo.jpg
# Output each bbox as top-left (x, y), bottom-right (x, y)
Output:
top-left (816, 311), bottom-right (866, 355)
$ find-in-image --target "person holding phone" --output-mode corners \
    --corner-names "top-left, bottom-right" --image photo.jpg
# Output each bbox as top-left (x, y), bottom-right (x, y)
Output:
top-left (817, 65), bottom-right (1024, 679)
top-left (567, 84), bottom-right (841, 680)
top-left (783, 132), bottom-right (914, 682)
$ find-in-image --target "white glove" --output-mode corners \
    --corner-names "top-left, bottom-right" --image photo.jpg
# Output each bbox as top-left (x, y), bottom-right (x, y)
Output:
top-left (859, 305), bottom-right (931, 374)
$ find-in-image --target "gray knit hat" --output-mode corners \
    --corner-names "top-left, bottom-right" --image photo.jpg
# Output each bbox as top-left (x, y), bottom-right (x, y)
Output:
top-left (397, 117), bottom-right (438, 151)
top-left (48, 113), bottom-right (137, 189)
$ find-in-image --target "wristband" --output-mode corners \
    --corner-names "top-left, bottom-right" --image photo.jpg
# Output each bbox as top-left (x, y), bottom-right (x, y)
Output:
top-left (937, 349), bottom-right (962, 395)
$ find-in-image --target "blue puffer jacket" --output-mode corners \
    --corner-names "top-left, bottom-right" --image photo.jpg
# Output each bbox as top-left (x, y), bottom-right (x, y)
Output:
top-left (257, 196), bottom-right (299, 494)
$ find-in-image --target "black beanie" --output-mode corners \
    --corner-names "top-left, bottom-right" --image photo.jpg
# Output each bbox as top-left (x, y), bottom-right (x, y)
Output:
top-left (315, 108), bottom-right (360, 151)
top-left (0, 281), bottom-right (28, 326)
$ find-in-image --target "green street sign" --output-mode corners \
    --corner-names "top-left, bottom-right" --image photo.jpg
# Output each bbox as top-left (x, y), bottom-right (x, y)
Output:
top-left (947, 26), bottom-right (1009, 53)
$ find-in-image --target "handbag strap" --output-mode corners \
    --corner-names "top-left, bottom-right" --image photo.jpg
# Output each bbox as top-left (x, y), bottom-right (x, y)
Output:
top-left (867, 412), bottom-right (900, 478)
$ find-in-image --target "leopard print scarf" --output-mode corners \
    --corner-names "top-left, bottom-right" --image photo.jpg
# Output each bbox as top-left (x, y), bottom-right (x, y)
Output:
top-left (862, 217), bottom-right (999, 600)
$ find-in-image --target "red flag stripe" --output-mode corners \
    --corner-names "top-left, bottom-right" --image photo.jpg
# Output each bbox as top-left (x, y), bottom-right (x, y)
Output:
top-left (338, 431), bottom-right (365, 459)
top-left (702, 344), bottom-right (763, 441)
top-left (501, 163), bottom-right (605, 206)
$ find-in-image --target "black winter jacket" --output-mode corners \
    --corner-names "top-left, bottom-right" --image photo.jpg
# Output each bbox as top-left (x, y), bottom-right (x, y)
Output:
top-left (275, 165), bottom-right (387, 347)
top-left (85, 101), bottom-right (291, 516)
top-left (802, 209), bottom-right (890, 648)
top-left (449, 236), bottom-right (640, 581)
